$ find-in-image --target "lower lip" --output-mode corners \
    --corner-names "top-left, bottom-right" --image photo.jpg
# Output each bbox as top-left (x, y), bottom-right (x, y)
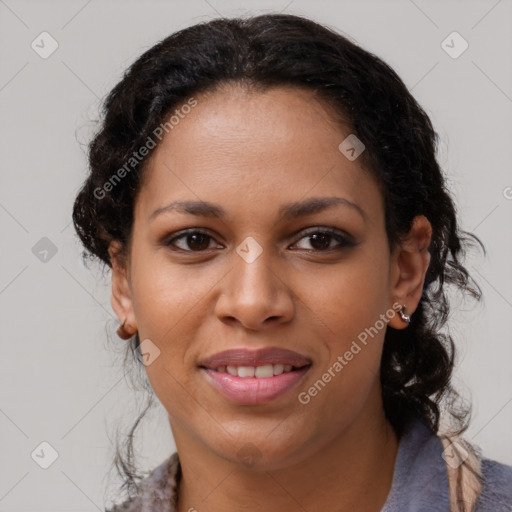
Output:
top-left (201, 366), bottom-right (311, 405)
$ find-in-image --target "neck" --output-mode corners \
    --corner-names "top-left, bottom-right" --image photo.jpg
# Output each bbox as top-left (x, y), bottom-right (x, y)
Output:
top-left (173, 386), bottom-right (399, 512)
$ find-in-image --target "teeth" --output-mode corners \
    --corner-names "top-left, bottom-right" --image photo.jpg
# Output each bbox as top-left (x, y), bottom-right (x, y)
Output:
top-left (217, 364), bottom-right (296, 378)
top-left (255, 365), bottom-right (274, 378)
top-left (237, 366), bottom-right (255, 378)
top-left (272, 364), bottom-right (284, 376)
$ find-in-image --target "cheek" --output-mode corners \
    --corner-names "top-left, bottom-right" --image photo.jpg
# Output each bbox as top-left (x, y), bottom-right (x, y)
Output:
top-left (301, 241), bottom-right (391, 344)
top-left (296, 242), bottom-right (391, 404)
top-left (130, 243), bottom-right (217, 340)
top-left (128, 252), bottom-right (213, 397)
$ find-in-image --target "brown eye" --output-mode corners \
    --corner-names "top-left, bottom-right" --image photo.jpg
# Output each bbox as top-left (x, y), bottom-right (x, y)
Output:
top-left (307, 232), bottom-right (332, 251)
top-left (167, 230), bottom-right (217, 252)
top-left (292, 228), bottom-right (356, 252)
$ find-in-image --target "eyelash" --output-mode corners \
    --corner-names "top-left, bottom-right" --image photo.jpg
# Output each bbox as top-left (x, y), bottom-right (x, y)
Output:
top-left (164, 227), bottom-right (356, 253)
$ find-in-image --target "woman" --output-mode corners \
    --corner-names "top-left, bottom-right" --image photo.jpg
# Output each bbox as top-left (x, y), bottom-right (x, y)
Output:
top-left (72, 13), bottom-right (512, 512)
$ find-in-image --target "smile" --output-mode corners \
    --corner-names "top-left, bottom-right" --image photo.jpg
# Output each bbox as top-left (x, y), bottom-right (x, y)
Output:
top-left (200, 363), bottom-right (311, 405)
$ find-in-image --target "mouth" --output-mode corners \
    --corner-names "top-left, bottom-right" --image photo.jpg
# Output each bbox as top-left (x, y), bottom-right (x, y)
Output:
top-left (199, 361), bottom-right (312, 405)
top-left (198, 346), bottom-right (313, 404)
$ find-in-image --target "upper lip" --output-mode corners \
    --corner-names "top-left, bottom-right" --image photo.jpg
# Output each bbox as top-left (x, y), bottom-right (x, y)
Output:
top-left (199, 347), bottom-right (312, 369)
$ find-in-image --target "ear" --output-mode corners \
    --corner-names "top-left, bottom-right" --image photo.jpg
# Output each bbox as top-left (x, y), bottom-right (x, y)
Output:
top-left (108, 240), bottom-right (137, 330)
top-left (387, 215), bottom-right (432, 330)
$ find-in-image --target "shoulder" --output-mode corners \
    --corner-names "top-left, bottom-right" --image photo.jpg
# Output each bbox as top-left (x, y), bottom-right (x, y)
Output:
top-left (105, 452), bottom-right (180, 512)
top-left (475, 456), bottom-right (512, 512)
top-left (383, 412), bottom-right (512, 512)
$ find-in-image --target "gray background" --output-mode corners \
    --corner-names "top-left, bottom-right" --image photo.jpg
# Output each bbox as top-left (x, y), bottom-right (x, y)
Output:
top-left (1, 0), bottom-right (511, 510)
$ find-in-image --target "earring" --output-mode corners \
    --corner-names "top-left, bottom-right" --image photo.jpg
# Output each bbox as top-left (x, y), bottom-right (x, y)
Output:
top-left (398, 305), bottom-right (411, 324)
top-left (117, 318), bottom-right (137, 340)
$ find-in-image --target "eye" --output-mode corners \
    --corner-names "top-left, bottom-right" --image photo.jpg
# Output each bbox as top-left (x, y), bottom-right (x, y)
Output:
top-left (166, 229), bottom-right (221, 252)
top-left (291, 227), bottom-right (356, 252)
top-left (164, 227), bottom-right (356, 254)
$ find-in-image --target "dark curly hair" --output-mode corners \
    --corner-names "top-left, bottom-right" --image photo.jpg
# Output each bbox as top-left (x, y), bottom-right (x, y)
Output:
top-left (72, 12), bottom-right (484, 508)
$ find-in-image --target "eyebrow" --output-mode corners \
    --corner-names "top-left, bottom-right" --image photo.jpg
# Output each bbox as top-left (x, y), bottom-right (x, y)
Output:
top-left (149, 196), bottom-right (366, 222)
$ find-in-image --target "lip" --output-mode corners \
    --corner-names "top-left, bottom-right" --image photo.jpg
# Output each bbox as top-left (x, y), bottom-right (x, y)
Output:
top-left (201, 366), bottom-right (311, 405)
top-left (198, 347), bottom-right (312, 369)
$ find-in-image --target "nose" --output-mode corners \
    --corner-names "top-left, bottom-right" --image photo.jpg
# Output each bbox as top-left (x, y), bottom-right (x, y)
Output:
top-left (214, 246), bottom-right (295, 331)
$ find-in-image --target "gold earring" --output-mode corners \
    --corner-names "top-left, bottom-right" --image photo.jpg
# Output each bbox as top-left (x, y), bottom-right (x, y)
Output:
top-left (117, 319), bottom-right (137, 340)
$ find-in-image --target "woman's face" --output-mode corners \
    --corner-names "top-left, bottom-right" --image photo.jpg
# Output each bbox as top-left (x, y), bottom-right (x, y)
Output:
top-left (110, 84), bottom-right (422, 470)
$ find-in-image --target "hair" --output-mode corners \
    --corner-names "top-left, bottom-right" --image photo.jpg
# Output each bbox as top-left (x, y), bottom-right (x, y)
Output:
top-left (72, 12), bottom-right (485, 509)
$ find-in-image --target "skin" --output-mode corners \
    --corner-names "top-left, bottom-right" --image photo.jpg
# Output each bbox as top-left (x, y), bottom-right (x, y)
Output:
top-left (109, 83), bottom-right (432, 512)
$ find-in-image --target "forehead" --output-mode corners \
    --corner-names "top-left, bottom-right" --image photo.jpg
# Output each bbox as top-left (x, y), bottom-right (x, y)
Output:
top-left (135, 84), bottom-right (382, 225)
